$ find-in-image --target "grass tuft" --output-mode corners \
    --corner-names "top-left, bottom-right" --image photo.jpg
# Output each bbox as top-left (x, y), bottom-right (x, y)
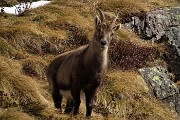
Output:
top-left (0, 56), bottom-right (48, 113)
top-left (0, 108), bottom-right (34, 120)
top-left (95, 71), bottom-right (178, 119)
top-left (0, 0), bottom-right (179, 119)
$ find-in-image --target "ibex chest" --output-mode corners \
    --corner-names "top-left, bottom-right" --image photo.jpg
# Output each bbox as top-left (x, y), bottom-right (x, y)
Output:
top-left (85, 50), bottom-right (108, 70)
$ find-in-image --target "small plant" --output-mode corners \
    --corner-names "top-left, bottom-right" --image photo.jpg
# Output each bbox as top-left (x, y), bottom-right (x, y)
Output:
top-left (15, 0), bottom-right (32, 16)
top-left (109, 39), bottom-right (158, 70)
top-left (0, 0), bottom-right (6, 15)
top-left (1, 7), bottom-right (4, 13)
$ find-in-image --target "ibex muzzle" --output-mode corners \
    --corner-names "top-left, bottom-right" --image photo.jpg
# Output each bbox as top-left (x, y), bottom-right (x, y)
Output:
top-left (46, 8), bottom-right (121, 119)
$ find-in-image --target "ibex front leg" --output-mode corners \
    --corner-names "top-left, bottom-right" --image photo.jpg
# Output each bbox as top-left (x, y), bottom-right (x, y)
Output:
top-left (84, 89), bottom-right (96, 118)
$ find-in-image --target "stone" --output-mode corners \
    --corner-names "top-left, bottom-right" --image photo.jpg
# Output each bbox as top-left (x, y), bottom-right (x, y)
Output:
top-left (139, 66), bottom-right (180, 114)
top-left (166, 26), bottom-right (180, 56)
top-left (139, 66), bottom-right (179, 99)
top-left (125, 7), bottom-right (180, 81)
top-left (163, 94), bottom-right (180, 114)
top-left (124, 7), bottom-right (180, 41)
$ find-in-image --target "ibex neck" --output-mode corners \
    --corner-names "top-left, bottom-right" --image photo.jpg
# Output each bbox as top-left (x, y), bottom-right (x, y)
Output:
top-left (84, 41), bottom-right (108, 70)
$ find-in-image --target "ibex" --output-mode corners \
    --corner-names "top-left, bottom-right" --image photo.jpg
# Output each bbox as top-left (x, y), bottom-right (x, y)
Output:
top-left (46, 8), bottom-right (121, 118)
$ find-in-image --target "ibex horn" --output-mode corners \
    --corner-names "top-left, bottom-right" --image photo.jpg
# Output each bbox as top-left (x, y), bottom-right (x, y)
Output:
top-left (111, 12), bottom-right (119, 26)
top-left (96, 7), bottom-right (105, 22)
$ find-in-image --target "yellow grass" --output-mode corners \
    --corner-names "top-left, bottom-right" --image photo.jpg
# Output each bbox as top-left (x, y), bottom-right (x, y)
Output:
top-left (116, 28), bottom-right (156, 48)
top-left (0, 0), bottom-right (179, 119)
top-left (0, 56), bottom-right (48, 112)
top-left (0, 108), bottom-right (34, 120)
top-left (96, 71), bottom-right (178, 119)
top-left (99, 0), bottom-right (178, 11)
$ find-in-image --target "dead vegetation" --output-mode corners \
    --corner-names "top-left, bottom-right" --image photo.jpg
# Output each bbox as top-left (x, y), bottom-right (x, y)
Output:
top-left (0, 57), bottom-right (48, 112)
top-left (109, 38), bottom-right (158, 70)
top-left (95, 71), bottom-right (178, 120)
top-left (0, 108), bottom-right (34, 120)
top-left (0, 0), bottom-right (179, 119)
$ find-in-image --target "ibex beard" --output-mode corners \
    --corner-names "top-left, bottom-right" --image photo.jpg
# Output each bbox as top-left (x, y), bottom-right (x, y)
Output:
top-left (46, 8), bottom-right (121, 118)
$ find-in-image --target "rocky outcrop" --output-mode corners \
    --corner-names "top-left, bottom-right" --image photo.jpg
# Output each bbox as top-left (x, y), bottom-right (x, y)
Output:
top-left (166, 26), bottom-right (180, 56)
top-left (124, 7), bottom-right (180, 41)
top-left (139, 66), bottom-right (180, 114)
top-left (162, 43), bottom-right (180, 82)
top-left (125, 7), bottom-right (180, 81)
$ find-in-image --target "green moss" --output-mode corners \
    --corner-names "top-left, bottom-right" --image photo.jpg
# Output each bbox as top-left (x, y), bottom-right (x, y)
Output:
top-left (175, 14), bottom-right (180, 19)
top-left (169, 83), bottom-right (176, 88)
top-left (152, 76), bottom-right (160, 81)
top-left (152, 67), bottom-right (159, 73)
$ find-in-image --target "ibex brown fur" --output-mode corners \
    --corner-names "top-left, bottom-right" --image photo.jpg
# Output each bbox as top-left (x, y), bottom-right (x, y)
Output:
top-left (46, 8), bottom-right (121, 118)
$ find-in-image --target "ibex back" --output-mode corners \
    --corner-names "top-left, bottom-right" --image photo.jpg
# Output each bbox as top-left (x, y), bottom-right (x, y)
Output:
top-left (46, 8), bottom-right (121, 118)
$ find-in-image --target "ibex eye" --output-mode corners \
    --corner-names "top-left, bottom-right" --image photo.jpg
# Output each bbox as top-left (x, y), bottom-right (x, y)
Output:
top-left (110, 33), bottom-right (114, 36)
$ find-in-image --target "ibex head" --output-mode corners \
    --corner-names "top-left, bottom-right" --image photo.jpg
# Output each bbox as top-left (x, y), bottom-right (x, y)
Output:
top-left (94, 8), bottom-right (121, 49)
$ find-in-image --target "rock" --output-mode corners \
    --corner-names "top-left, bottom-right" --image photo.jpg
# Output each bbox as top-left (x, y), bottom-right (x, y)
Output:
top-left (166, 26), bottom-right (180, 56)
top-left (164, 25), bottom-right (180, 81)
top-left (125, 7), bottom-right (180, 81)
top-left (124, 7), bottom-right (180, 41)
top-left (163, 94), bottom-right (180, 114)
top-left (139, 66), bottom-right (180, 114)
top-left (139, 66), bottom-right (179, 99)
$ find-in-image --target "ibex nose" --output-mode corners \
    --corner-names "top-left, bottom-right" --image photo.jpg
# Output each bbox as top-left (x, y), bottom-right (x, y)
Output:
top-left (100, 40), bottom-right (107, 46)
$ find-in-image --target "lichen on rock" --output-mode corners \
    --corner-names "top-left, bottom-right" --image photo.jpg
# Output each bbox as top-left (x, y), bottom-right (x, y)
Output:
top-left (139, 66), bottom-right (180, 114)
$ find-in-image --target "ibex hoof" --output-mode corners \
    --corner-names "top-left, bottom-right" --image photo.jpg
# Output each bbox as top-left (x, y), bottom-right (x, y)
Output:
top-left (86, 116), bottom-right (91, 120)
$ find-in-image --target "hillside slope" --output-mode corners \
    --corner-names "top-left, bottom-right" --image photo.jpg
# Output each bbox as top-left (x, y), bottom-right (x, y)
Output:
top-left (0, 0), bottom-right (179, 120)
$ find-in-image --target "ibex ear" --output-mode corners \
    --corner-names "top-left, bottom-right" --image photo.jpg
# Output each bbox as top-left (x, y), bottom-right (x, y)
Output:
top-left (112, 23), bottom-right (121, 32)
top-left (95, 15), bottom-right (101, 26)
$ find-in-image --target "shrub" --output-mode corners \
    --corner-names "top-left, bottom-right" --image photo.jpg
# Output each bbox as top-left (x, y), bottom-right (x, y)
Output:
top-left (109, 39), bottom-right (158, 70)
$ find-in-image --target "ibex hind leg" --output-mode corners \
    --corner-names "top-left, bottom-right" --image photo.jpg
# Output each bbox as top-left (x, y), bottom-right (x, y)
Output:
top-left (72, 97), bottom-right (81, 115)
top-left (64, 99), bottom-right (73, 114)
top-left (71, 86), bottom-right (81, 115)
top-left (52, 85), bottom-right (62, 109)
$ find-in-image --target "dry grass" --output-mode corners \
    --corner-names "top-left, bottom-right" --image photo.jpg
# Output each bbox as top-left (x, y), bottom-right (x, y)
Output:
top-left (0, 0), bottom-right (179, 119)
top-left (116, 28), bottom-right (154, 47)
top-left (0, 56), bottom-right (48, 113)
top-left (176, 80), bottom-right (180, 89)
top-left (0, 37), bottom-right (14, 56)
top-left (95, 71), bottom-right (179, 119)
top-left (20, 56), bottom-right (48, 78)
top-left (0, 108), bottom-right (34, 120)
top-left (98, 0), bottom-right (178, 22)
